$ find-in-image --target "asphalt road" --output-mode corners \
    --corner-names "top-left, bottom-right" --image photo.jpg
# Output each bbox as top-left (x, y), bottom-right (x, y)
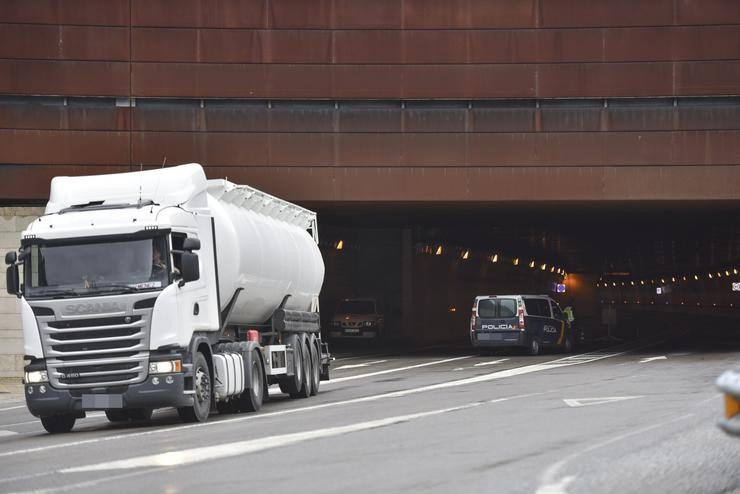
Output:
top-left (0, 334), bottom-right (738, 494)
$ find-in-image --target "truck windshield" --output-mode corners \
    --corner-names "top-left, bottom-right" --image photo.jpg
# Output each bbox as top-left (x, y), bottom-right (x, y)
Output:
top-left (23, 236), bottom-right (170, 299)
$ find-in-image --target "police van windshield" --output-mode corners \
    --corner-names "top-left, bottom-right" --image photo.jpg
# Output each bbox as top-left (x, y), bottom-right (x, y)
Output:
top-left (478, 298), bottom-right (517, 318)
top-left (23, 235), bottom-right (170, 299)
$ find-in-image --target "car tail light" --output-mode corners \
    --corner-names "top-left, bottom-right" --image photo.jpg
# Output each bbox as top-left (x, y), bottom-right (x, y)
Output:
top-left (517, 308), bottom-right (526, 330)
top-left (247, 329), bottom-right (260, 342)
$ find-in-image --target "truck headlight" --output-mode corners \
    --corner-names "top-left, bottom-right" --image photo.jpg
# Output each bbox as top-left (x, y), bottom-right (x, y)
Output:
top-left (149, 360), bottom-right (182, 374)
top-left (25, 370), bottom-right (48, 384)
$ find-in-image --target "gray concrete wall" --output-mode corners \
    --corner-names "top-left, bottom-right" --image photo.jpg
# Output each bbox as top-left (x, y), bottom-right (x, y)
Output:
top-left (0, 207), bottom-right (44, 377)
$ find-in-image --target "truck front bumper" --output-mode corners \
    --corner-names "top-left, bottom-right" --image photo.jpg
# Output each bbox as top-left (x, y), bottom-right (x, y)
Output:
top-left (25, 373), bottom-right (193, 417)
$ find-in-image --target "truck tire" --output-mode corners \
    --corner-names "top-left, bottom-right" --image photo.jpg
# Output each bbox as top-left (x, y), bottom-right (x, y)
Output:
top-left (41, 414), bottom-right (76, 433)
top-left (238, 348), bottom-right (265, 412)
top-left (279, 334), bottom-right (304, 397)
top-left (178, 351), bottom-right (211, 423)
top-left (308, 334), bottom-right (320, 396)
top-left (291, 334), bottom-right (312, 399)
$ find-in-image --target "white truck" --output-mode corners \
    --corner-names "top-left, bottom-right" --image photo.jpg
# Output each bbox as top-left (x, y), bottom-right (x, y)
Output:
top-left (4, 163), bottom-right (330, 433)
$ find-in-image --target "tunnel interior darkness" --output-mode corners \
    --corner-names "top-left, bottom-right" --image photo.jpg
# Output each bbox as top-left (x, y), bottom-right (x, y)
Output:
top-left (313, 201), bottom-right (740, 347)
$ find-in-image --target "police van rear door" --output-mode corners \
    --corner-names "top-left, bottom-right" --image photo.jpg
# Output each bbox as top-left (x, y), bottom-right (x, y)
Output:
top-left (476, 297), bottom-right (519, 342)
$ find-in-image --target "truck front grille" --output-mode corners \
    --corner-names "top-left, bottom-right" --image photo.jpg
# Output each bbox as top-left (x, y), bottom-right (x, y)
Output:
top-left (36, 298), bottom-right (153, 389)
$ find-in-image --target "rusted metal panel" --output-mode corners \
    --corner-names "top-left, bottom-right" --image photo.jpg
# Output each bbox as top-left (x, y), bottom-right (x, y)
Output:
top-left (401, 31), bottom-right (469, 64)
top-left (133, 28), bottom-right (332, 64)
top-left (267, 0), bottom-right (332, 29)
top-left (0, 165), bottom-right (130, 199)
top-left (465, 65), bottom-right (537, 98)
top-left (602, 132), bottom-right (676, 166)
top-left (676, 61), bottom-right (740, 96)
top-left (673, 130), bottom-right (740, 166)
top-left (676, 0), bottom-right (740, 25)
top-left (537, 133), bottom-right (605, 166)
top-left (403, 0), bottom-right (537, 29)
top-left (0, 130), bottom-right (129, 165)
top-left (133, 102), bottom-right (203, 132)
top-left (541, 0), bottom-right (673, 28)
top-left (467, 133), bottom-right (538, 165)
top-left (0, 0), bottom-right (130, 25)
top-left (336, 133), bottom-right (402, 166)
top-left (0, 25), bottom-right (129, 61)
top-left (132, 0), bottom-right (265, 28)
top-left (333, 0), bottom-right (402, 28)
top-left (606, 104), bottom-right (676, 132)
top-left (131, 63), bottom-right (266, 98)
top-left (334, 30), bottom-right (404, 64)
top-left (332, 66), bottom-right (404, 99)
top-left (402, 134), bottom-right (467, 165)
top-left (203, 165), bottom-right (338, 202)
top-left (606, 26), bottom-right (740, 63)
top-left (269, 133), bottom-right (334, 165)
top-left (0, 60), bottom-right (130, 96)
top-left (468, 30), bottom-right (539, 64)
top-left (266, 65), bottom-right (335, 99)
top-left (0, 103), bottom-right (127, 131)
top-left (537, 63), bottom-right (674, 98)
top-left (132, 132), bottom-right (270, 166)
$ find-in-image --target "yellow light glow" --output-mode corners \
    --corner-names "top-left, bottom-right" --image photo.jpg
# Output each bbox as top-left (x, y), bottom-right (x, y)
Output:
top-left (491, 254), bottom-right (498, 263)
top-left (462, 250), bottom-right (469, 260)
top-left (541, 263), bottom-right (547, 271)
top-left (640, 280), bottom-right (645, 286)
top-left (513, 258), bottom-right (519, 266)
top-left (529, 261), bottom-right (535, 268)
top-left (708, 273), bottom-right (713, 279)
top-left (335, 240), bottom-right (344, 250)
top-left (550, 266), bottom-right (555, 272)
top-left (734, 268), bottom-right (738, 275)
top-left (671, 277), bottom-right (676, 283)
top-left (435, 246), bottom-right (443, 256)
top-left (694, 275), bottom-right (699, 280)
top-left (630, 281), bottom-right (635, 286)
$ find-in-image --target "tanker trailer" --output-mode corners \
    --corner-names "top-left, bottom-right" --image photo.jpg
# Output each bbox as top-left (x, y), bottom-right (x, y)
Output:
top-left (4, 163), bottom-right (330, 433)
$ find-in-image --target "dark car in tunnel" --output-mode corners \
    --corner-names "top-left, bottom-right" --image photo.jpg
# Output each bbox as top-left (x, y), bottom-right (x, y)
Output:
top-left (470, 294), bottom-right (573, 355)
top-left (329, 298), bottom-right (385, 344)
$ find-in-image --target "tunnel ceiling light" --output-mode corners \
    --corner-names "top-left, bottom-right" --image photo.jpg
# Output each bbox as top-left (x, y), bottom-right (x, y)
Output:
top-left (462, 250), bottom-right (469, 260)
top-left (335, 240), bottom-right (344, 250)
top-left (717, 272), bottom-right (722, 278)
top-left (708, 273), bottom-right (713, 279)
top-left (725, 270), bottom-right (730, 276)
top-left (435, 245), bottom-right (443, 256)
top-left (529, 261), bottom-right (535, 268)
top-left (661, 278), bottom-right (665, 284)
top-left (491, 254), bottom-right (498, 263)
top-left (612, 282), bottom-right (616, 287)
top-left (630, 281), bottom-right (635, 286)
top-left (694, 274), bottom-right (699, 280)
top-left (513, 258), bottom-right (519, 266)
top-left (734, 268), bottom-right (738, 275)
top-left (541, 263), bottom-right (547, 271)
top-left (671, 277), bottom-right (676, 283)
top-left (682, 276), bottom-right (687, 281)
top-left (640, 280), bottom-right (645, 286)
top-left (550, 266), bottom-right (555, 272)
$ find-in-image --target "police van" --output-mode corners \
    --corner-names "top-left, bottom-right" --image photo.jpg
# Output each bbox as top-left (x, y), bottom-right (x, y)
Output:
top-left (469, 294), bottom-right (572, 355)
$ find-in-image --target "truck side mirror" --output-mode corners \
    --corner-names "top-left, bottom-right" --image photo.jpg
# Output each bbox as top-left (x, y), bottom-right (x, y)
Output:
top-left (6, 265), bottom-right (19, 296)
top-left (180, 252), bottom-right (200, 285)
top-left (182, 238), bottom-right (200, 251)
top-left (5, 251), bottom-right (16, 265)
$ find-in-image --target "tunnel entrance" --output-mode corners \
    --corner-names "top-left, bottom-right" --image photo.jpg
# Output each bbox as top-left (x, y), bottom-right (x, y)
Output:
top-left (314, 201), bottom-right (740, 349)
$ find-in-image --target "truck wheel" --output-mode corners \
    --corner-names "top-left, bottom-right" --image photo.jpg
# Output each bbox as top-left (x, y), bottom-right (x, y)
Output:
top-left (528, 337), bottom-right (541, 356)
top-left (40, 414), bottom-right (76, 433)
top-left (291, 335), bottom-right (311, 399)
top-left (279, 334), bottom-right (304, 397)
top-left (178, 351), bottom-right (211, 423)
top-left (238, 348), bottom-right (265, 412)
top-left (308, 334), bottom-right (320, 396)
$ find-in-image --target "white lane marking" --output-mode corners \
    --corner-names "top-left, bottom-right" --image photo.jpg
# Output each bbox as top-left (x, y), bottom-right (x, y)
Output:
top-left (640, 356), bottom-right (667, 363)
top-left (323, 356), bottom-right (472, 384)
top-left (1, 420), bottom-right (39, 428)
top-left (453, 367), bottom-right (465, 371)
top-left (474, 359), bottom-right (509, 367)
top-left (535, 413), bottom-right (694, 494)
top-left (0, 430), bottom-right (17, 437)
top-left (333, 360), bottom-right (388, 370)
top-left (563, 396), bottom-right (643, 408)
top-left (63, 394), bottom-right (532, 473)
top-left (537, 475), bottom-right (576, 494)
top-left (0, 405), bottom-right (26, 412)
top-left (0, 348), bottom-right (631, 459)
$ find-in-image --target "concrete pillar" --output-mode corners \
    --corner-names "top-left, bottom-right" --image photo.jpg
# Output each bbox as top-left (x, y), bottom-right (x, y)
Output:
top-left (0, 207), bottom-right (44, 377)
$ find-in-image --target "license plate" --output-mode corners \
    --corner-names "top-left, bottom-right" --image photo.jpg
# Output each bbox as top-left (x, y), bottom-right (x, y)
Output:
top-left (478, 333), bottom-right (502, 341)
top-left (82, 394), bottom-right (123, 409)
top-left (344, 328), bottom-right (360, 334)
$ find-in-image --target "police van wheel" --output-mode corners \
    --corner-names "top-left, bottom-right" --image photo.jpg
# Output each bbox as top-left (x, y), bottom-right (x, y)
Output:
top-left (528, 338), bottom-right (541, 356)
top-left (41, 414), bottom-right (76, 433)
